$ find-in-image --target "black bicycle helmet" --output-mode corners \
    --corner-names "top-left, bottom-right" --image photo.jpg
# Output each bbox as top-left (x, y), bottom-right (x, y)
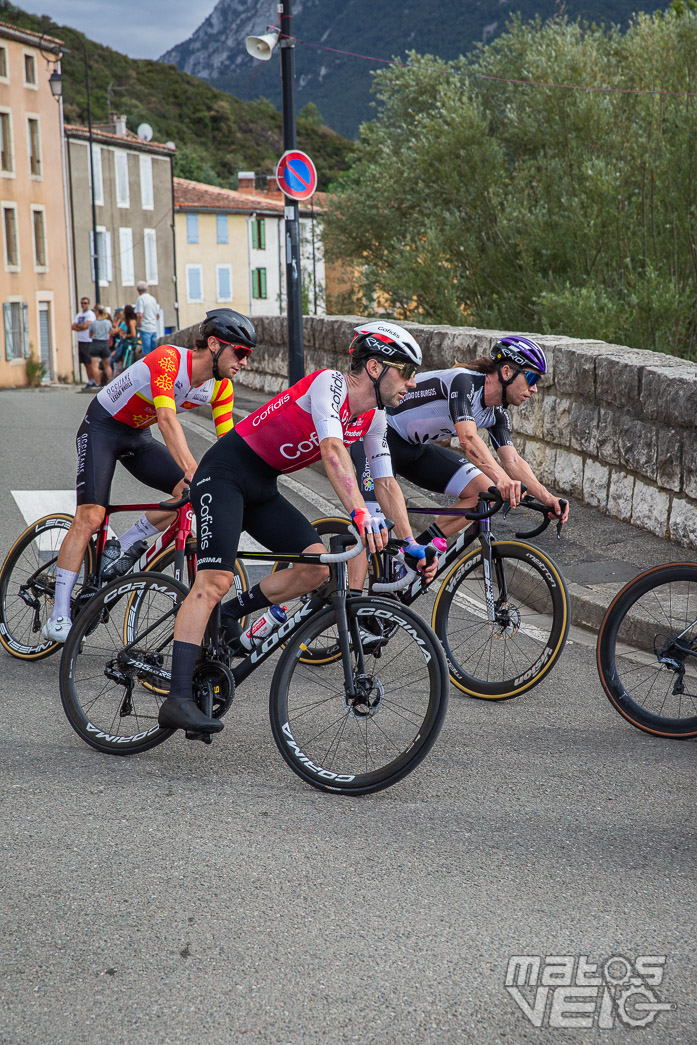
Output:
top-left (201, 308), bottom-right (257, 349)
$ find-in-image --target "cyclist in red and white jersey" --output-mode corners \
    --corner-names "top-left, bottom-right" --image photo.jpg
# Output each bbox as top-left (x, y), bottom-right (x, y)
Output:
top-left (42, 309), bottom-right (256, 643)
top-left (158, 320), bottom-right (440, 734)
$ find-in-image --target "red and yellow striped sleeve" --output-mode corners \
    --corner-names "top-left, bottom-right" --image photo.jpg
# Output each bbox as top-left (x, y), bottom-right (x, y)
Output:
top-left (147, 346), bottom-right (179, 411)
top-left (211, 378), bottom-right (235, 437)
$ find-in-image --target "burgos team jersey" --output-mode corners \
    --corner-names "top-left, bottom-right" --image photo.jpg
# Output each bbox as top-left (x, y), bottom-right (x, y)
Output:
top-left (235, 368), bottom-right (392, 476)
top-left (96, 345), bottom-right (234, 436)
top-left (387, 367), bottom-right (513, 450)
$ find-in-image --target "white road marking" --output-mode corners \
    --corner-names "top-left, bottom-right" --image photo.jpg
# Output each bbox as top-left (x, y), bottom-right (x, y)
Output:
top-left (12, 490), bottom-right (76, 522)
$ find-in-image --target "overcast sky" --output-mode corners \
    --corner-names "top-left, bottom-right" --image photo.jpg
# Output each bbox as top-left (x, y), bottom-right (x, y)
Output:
top-left (21, 0), bottom-right (213, 59)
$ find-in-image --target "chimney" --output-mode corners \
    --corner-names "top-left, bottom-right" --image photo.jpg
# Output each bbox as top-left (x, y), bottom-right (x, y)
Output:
top-left (262, 175), bottom-right (284, 199)
top-left (237, 171), bottom-right (256, 192)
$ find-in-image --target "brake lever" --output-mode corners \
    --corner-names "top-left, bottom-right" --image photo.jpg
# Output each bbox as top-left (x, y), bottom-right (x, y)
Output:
top-left (556, 499), bottom-right (568, 539)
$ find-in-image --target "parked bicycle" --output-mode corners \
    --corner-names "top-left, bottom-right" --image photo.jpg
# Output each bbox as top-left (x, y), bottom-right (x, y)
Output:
top-left (596, 561), bottom-right (697, 738)
top-left (285, 490), bottom-right (570, 700)
top-left (58, 527), bottom-right (449, 795)
top-left (0, 491), bottom-right (247, 661)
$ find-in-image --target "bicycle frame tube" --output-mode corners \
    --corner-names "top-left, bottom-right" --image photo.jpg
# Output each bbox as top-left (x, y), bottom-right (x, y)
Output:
top-left (231, 593), bottom-right (325, 685)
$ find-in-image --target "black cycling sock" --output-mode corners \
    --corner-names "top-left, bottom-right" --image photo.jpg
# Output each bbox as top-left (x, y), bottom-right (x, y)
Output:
top-left (350, 588), bottom-right (363, 597)
top-left (415, 523), bottom-right (446, 545)
top-left (168, 640), bottom-right (201, 701)
top-left (221, 583), bottom-right (270, 622)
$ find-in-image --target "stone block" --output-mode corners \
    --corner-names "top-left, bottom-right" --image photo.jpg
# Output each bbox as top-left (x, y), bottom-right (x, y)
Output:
top-left (655, 427), bottom-right (683, 493)
top-left (618, 417), bottom-right (657, 480)
top-left (683, 432), bottom-right (697, 500)
top-left (596, 406), bottom-right (622, 466)
top-left (582, 459), bottom-right (609, 509)
top-left (641, 363), bottom-right (697, 426)
top-left (522, 439), bottom-right (556, 486)
top-left (596, 350), bottom-right (644, 407)
top-left (569, 402), bottom-right (600, 456)
top-left (552, 344), bottom-right (599, 398)
top-left (511, 393), bottom-right (544, 438)
top-left (607, 469), bottom-right (635, 522)
top-left (542, 396), bottom-right (571, 445)
top-left (668, 497), bottom-right (697, 549)
top-left (554, 448), bottom-right (584, 498)
top-left (631, 479), bottom-right (670, 538)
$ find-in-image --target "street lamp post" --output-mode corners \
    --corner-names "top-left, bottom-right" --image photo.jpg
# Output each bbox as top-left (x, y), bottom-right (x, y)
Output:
top-left (246, 0), bottom-right (305, 384)
top-left (48, 30), bottom-right (100, 307)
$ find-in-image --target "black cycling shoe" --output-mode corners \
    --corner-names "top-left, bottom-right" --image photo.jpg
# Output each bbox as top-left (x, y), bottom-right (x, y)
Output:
top-left (103, 539), bottom-right (149, 580)
top-left (158, 697), bottom-right (224, 733)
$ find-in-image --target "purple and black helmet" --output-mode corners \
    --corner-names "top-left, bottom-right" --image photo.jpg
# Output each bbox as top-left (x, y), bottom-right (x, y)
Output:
top-left (491, 336), bottom-right (547, 374)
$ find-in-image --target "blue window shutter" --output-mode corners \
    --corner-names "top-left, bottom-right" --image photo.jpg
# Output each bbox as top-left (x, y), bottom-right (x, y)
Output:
top-left (187, 214), bottom-right (198, 244)
top-left (3, 302), bottom-right (13, 361)
top-left (22, 301), bottom-right (30, 357)
top-left (217, 214), bottom-right (228, 244)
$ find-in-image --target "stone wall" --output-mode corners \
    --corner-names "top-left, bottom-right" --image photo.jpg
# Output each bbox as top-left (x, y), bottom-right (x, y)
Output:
top-left (168, 316), bottom-right (697, 548)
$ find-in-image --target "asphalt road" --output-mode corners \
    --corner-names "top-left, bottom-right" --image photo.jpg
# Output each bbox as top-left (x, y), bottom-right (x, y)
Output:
top-left (0, 386), bottom-right (695, 1045)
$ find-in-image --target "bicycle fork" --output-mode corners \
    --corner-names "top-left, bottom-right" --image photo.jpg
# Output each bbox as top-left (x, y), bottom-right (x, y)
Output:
top-left (330, 562), bottom-right (364, 700)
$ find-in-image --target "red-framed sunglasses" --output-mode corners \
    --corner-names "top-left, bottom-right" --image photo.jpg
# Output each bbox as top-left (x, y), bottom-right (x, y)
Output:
top-left (216, 337), bottom-right (254, 361)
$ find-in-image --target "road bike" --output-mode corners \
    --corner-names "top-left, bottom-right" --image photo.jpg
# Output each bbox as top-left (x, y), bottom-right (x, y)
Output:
top-left (596, 562), bottom-right (697, 738)
top-left (58, 529), bottom-right (449, 795)
top-left (287, 491), bottom-right (570, 700)
top-left (0, 491), bottom-right (248, 661)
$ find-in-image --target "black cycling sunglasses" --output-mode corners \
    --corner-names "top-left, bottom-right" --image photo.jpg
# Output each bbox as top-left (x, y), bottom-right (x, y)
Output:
top-left (216, 337), bottom-right (254, 361)
top-left (515, 369), bottom-right (542, 387)
top-left (380, 359), bottom-right (418, 380)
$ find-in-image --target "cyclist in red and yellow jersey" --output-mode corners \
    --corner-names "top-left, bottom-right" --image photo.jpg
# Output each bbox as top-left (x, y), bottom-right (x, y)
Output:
top-left (42, 308), bottom-right (257, 643)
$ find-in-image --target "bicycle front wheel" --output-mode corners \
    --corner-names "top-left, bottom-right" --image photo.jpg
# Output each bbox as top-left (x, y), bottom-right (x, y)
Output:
top-left (60, 571), bottom-right (187, 755)
top-left (0, 514), bottom-right (95, 660)
top-left (269, 597), bottom-right (449, 795)
top-left (432, 540), bottom-right (569, 699)
top-left (597, 563), bottom-right (697, 738)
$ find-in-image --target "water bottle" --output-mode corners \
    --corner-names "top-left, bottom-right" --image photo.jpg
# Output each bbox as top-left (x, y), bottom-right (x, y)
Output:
top-left (101, 538), bottom-right (122, 575)
top-left (239, 605), bottom-right (287, 651)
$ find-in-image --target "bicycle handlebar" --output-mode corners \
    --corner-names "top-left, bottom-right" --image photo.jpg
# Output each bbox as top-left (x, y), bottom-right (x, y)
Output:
top-left (157, 488), bottom-right (191, 511)
top-left (514, 496), bottom-right (568, 539)
top-left (319, 525), bottom-right (366, 563)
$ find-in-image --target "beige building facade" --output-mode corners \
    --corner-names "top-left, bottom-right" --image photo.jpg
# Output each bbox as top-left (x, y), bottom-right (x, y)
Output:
top-left (66, 121), bottom-right (176, 332)
top-left (0, 21), bottom-right (73, 386)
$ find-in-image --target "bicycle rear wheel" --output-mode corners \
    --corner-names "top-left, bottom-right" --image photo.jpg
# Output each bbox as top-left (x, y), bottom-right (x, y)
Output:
top-left (145, 539), bottom-right (249, 599)
top-left (0, 514), bottom-right (95, 660)
top-left (597, 562), bottom-right (697, 738)
top-left (59, 571), bottom-right (186, 754)
top-left (432, 540), bottom-right (569, 699)
top-left (269, 597), bottom-right (449, 795)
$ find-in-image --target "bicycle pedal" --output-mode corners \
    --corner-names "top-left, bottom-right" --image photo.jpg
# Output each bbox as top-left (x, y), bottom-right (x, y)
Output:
top-left (185, 730), bottom-right (213, 744)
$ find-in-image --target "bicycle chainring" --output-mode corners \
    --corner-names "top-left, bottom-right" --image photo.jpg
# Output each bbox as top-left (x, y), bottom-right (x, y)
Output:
top-left (193, 661), bottom-right (235, 719)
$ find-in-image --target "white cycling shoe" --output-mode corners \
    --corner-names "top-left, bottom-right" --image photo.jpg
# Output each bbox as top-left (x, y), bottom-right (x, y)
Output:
top-left (41, 616), bottom-right (72, 643)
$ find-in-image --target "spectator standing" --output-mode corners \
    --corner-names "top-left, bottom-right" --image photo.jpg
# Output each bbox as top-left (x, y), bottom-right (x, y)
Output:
top-left (72, 296), bottom-right (97, 389)
top-left (88, 305), bottom-right (113, 386)
top-left (135, 280), bottom-right (160, 355)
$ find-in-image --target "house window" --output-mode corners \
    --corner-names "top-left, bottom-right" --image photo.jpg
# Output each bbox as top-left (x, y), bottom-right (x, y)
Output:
top-left (0, 47), bottom-right (8, 81)
top-left (23, 53), bottom-right (37, 87)
top-left (0, 111), bottom-right (13, 173)
top-left (90, 226), bottom-right (113, 284)
top-left (186, 264), bottom-right (203, 303)
top-left (144, 228), bottom-right (158, 284)
top-left (119, 227), bottom-right (134, 285)
top-left (89, 145), bottom-right (103, 205)
top-left (216, 264), bottom-right (232, 302)
top-left (252, 267), bottom-right (267, 299)
top-left (3, 301), bottom-right (29, 360)
top-left (114, 150), bottom-right (130, 207)
top-left (2, 203), bottom-right (19, 268)
top-left (216, 213), bottom-right (228, 244)
top-left (251, 217), bottom-right (266, 250)
top-left (186, 213), bottom-right (198, 244)
top-left (139, 154), bottom-right (153, 210)
top-left (32, 207), bottom-right (47, 268)
top-left (27, 117), bottom-right (41, 177)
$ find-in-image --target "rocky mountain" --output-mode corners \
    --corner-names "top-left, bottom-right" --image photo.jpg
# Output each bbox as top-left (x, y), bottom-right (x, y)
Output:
top-left (160, 0), bottom-right (670, 137)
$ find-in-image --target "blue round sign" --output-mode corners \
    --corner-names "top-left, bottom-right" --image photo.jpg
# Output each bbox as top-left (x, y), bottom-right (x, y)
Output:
top-left (275, 150), bottom-right (318, 201)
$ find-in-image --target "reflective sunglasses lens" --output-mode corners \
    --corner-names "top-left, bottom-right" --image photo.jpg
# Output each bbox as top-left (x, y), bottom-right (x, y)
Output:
top-left (234, 345), bottom-right (253, 361)
top-left (526, 371), bottom-right (540, 386)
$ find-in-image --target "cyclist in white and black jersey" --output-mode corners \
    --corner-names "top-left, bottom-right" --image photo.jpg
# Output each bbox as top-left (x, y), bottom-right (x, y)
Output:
top-left (351, 336), bottom-right (569, 551)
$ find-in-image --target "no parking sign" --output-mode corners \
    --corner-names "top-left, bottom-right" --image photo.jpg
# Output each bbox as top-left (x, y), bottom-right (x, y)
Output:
top-left (275, 150), bottom-right (318, 201)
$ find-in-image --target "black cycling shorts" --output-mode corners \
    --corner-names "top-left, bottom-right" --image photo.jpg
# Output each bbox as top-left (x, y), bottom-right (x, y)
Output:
top-left (191, 429), bottom-right (320, 574)
top-left (351, 428), bottom-right (481, 500)
top-left (75, 399), bottom-right (184, 507)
